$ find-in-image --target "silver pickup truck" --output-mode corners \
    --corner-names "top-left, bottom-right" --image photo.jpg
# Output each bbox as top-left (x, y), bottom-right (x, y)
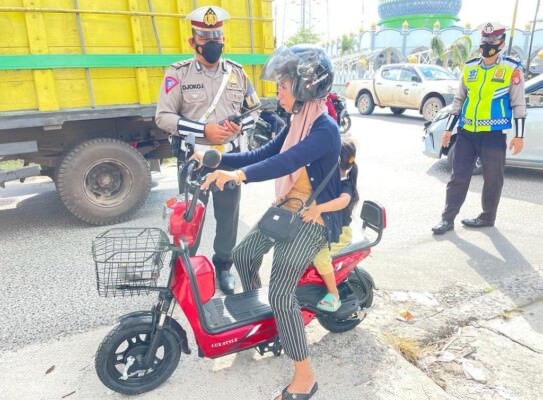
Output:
top-left (345, 63), bottom-right (458, 121)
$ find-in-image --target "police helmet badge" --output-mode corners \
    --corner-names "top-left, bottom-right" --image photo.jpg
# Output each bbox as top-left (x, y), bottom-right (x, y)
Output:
top-left (483, 23), bottom-right (495, 35)
top-left (203, 8), bottom-right (218, 27)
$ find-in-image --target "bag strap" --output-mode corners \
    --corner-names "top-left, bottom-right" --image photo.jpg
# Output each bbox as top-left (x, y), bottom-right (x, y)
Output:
top-left (303, 163), bottom-right (338, 209)
top-left (276, 197), bottom-right (304, 208)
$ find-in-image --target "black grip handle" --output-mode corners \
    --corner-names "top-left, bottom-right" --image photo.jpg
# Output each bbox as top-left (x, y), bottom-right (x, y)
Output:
top-left (209, 180), bottom-right (238, 192)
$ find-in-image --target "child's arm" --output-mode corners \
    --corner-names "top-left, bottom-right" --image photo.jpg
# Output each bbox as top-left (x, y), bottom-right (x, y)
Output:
top-left (302, 193), bottom-right (351, 223)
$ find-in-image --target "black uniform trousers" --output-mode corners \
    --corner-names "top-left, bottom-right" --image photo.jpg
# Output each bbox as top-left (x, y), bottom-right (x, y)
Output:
top-left (442, 128), bottom-right (507, 223)
top-left (177, 152), bottom-right (240, 273)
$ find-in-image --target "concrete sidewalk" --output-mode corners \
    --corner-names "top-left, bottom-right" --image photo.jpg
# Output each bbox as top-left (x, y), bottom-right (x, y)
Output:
top-left (1, 287), bottom-right (541, 400)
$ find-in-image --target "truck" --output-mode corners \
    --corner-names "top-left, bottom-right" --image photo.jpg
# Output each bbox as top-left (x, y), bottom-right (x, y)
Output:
top-left (0, 0), bottom-right (274, 225)
top-left (344, 63), bottom-right (459, 121)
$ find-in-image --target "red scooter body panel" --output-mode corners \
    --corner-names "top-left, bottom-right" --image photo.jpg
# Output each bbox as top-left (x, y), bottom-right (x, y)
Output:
top-left (173, 255), bottom-right (216, 304)
top-left (168, 200), bottom-right (205, 247)
top-left (171, 255), bottom-right (283, 357)
top-left (299, 249), bottom-right (371, 286)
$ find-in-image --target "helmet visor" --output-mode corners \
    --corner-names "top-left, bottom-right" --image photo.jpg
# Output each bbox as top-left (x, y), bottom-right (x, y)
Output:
top-left (260, 47), bottom-right (300, 82)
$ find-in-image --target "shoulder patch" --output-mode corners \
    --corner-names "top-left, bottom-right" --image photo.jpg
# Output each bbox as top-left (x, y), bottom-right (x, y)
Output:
top-left (465, 57), bottom-right (481, 66)
top-left (170, 59), bottom-right (191, 69)
top-left (502, 56), bottom-right (522, 69)
top-left (225, 59), bottom-right (242, 69)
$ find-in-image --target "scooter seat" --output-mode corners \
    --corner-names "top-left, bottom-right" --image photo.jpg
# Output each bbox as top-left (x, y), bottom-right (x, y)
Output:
top-left (201, 287), bottom-right (273, 333)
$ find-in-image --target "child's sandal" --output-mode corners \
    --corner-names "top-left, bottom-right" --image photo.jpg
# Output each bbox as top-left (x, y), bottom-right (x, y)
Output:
top-left (316, 293), bottom-right (341, 312)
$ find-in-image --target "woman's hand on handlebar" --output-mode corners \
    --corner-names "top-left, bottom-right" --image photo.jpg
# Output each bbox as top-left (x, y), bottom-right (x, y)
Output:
top-left (201, 169), bottom-right (245, 191)
top-left (189, 151), bottom-right (205, 169)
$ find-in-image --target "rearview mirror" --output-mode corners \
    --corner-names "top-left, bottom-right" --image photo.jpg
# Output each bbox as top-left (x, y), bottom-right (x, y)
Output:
top-left (411, 75), bottom-right (421, 83)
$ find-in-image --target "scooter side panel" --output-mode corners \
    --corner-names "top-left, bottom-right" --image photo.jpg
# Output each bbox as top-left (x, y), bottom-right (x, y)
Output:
top-left (299, 249), bottom-right (371, 286)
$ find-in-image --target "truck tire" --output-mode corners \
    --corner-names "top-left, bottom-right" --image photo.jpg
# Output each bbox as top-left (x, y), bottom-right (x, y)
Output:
top-left (357, 92), bottom-right (375, 115)
top-left (56, 138), bottom-right (151, 225)
top-left (421, 96), bottom-right (444, 121)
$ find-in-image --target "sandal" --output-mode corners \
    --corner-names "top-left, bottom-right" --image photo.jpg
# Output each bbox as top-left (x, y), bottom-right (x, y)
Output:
top-left (278, 382), bottom-right (318, 400)
top-left (316, 293), bottom-right (341, 312)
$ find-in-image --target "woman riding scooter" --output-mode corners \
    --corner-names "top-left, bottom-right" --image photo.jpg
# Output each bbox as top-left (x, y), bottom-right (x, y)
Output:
top-left (201, 44), bottom-right (340, 400)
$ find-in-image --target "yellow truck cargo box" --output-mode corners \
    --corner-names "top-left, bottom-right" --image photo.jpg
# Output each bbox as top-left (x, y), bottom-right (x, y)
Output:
top-left (0, 0), bottom-right (274, 112)
top-left (0, 0), bottom-right (275, 226)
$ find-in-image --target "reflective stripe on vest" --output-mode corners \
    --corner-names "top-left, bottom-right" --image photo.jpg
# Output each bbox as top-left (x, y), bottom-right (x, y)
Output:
top-left (460, 62), bottom-right (515, 132)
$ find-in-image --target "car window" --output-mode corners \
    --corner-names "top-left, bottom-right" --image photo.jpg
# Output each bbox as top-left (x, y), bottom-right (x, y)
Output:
top-left (399, 69), bottom-right (419, 82)
top-left (526, 88), bottom-right (543, 108)
top-left (417, 66), bottom-right (456, 80)
top-left (381, 68), bottom-right (401, 81)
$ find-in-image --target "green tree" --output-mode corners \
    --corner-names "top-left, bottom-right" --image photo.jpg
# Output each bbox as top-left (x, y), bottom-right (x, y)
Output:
top-left (340, 34), bottom-right (356, 55)
top-left (285, 27), bottom-right (320, 47)
top-left (431, 35), bottom-right (473, 68)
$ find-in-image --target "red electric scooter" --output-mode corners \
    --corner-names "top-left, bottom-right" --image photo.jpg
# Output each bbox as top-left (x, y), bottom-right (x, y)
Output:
top-left (93, 149), bottom-right (386, 395)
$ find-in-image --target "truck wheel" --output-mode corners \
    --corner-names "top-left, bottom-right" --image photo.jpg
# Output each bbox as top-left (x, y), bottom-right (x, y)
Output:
top-left (357, 92), bottom-right (375, 115)
top-left (390, 107), bottom-right (405, 115)
top-left (56, 138), bottom-right (151, 225)
top-left (422, 96), bottom-right (444, 121)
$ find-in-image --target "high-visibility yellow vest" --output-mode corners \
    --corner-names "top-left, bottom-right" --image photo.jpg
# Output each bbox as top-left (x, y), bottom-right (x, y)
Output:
top-left (459, 56), bottom-right (520, 132)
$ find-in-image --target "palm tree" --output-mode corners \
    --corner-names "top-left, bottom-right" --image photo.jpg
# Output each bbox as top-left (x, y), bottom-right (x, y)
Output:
top-left (431, 35), bottom-right (473, 68)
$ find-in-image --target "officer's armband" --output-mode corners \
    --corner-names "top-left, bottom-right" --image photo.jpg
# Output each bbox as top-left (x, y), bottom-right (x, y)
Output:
top-left (177, 116), bottom-right (206, 138)
top-left (514, 118), bottom-right (525, 138)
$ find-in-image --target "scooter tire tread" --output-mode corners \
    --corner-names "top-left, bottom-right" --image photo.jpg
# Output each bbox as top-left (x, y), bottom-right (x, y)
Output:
top-left (95, 319), bottom-right (182, 395)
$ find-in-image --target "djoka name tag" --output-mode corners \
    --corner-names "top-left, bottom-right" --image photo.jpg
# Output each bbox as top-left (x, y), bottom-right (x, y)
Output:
top-left (492, 68), bottom-right (506, 82)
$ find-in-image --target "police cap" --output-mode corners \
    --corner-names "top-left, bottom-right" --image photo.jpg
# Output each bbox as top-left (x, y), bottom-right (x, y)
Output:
top-left (480, 22), bottom-right (506, 42)
top-left (186, 6), bottom-right (230, 39)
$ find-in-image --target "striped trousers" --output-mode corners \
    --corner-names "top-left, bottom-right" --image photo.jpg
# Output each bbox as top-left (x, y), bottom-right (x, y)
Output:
top-left (232, 222), bottom-right (326, 361)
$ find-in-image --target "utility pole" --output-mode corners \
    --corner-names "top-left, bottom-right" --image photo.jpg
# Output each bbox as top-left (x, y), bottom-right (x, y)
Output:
top-left (507, 0), bottom-right (519, 55)
top-left (526, 0), bottom-right (542, 76)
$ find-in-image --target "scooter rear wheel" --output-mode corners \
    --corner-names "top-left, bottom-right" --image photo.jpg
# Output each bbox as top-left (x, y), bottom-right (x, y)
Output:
top-left (317, 268), bottom-right (374, 333)
top-left (95, 319), bottom-right (181, 395)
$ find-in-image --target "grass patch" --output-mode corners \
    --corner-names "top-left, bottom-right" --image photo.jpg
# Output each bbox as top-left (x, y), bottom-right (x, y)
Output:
top-left (499, 307), bottom-right (524, 320)
top-left (0, 160), bottom-right (23, 170)
top-left (384, 333), bottom-right (425, 364)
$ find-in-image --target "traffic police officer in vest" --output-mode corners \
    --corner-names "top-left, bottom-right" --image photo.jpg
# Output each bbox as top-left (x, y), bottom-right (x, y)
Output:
top-left (432, 22), bottom-right (527, 235)
top-left (155, 6), bottom-right (260, 293)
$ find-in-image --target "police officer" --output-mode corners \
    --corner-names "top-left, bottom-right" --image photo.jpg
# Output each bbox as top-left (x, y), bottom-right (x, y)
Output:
top-left (432, 22), bottom-right (527, 235)
top-left (155, 6), bottom-right (260, 292)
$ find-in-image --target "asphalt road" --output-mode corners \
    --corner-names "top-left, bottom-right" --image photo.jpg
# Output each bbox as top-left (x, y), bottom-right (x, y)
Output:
top-left (1, 104), bottom-right (542, 353)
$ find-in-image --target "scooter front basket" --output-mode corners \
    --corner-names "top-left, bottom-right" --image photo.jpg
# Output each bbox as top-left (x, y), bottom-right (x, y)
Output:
top-left (92, 228), bottom-right (170, 297)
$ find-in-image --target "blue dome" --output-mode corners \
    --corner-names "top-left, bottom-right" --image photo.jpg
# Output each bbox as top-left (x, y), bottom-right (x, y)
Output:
top-left (378, 0), bottom-right (462, 19)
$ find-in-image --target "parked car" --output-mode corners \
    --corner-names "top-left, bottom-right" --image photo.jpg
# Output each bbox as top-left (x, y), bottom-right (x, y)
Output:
top-left (345, 63), bottom-right (458, 121)
top-left (422, 74), bottom-right (543, 174)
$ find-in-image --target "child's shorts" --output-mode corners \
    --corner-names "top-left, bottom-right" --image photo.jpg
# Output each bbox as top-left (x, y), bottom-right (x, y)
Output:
top-left (313, 226), bottom-right (352, 275)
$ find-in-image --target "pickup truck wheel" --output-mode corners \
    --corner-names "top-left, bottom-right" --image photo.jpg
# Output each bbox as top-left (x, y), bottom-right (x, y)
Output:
top-left (422, 96), bottom-right (444, 121)
top-left (390, 107), bottom-right (405, 115)
top-left (357, 92), bottom-right (375, 115)
top-left (56, 138), bottom-right (151, 225)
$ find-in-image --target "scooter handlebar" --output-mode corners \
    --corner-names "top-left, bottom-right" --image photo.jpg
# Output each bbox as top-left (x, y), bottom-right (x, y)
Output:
top-left (209, 180), bottom-right (238, 192)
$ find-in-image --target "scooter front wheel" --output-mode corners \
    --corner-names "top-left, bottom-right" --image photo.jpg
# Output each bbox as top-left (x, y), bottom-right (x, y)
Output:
top-left (317, 268), bottom-right (374, 333)
top-left (95, 319), bottom-right (182, 395)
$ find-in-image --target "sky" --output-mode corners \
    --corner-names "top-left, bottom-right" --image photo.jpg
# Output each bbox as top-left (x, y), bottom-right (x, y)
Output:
top-left (274, 0), bottom-right (542, 45)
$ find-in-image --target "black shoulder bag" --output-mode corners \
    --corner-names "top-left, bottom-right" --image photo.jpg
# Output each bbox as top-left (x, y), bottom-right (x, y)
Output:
top-left (257, 164), bottom-right (338, 242)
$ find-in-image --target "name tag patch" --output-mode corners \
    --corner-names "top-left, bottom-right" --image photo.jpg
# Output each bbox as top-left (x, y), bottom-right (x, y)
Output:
top-left (492, 68), bottom-right (506, 82)
top-left (467, 69), bottom-right (478, 82)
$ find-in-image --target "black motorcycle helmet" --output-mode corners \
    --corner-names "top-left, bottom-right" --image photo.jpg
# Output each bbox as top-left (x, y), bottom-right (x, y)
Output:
top-left (260, 44), bottom-right (334, 105)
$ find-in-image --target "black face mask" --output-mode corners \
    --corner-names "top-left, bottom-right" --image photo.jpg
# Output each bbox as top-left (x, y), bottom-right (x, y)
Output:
top-left (480, 42), bottom-right (502, 58)
top-left (196, 41), bottom-right (224, 64)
